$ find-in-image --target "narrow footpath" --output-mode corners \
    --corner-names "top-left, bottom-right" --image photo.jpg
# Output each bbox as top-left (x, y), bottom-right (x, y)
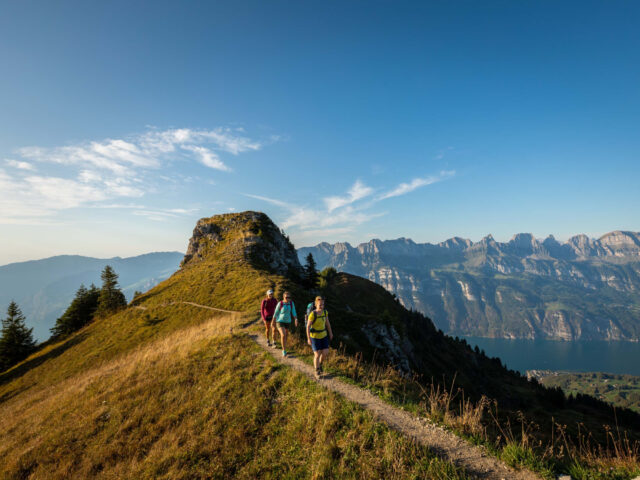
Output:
top-left (140, 301), bottom-right (542, 480)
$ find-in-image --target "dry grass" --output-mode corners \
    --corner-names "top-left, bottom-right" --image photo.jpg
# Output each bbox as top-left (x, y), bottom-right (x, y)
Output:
top-left (0, 314), bottom-right (468, 479)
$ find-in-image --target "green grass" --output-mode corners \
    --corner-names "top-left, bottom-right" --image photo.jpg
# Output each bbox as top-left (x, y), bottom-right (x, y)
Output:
top-left (536, 371), bottom-right (640, 413)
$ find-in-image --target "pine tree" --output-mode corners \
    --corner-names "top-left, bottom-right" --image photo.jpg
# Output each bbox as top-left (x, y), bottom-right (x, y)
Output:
top-left (0, 301), bottom-right (36, 371)
top-left (304, 253), bottom-right (319, 289)
top-left (94, 266), bottom-right (127, 318)
top-left (50, 284), bottom-right (100, 339)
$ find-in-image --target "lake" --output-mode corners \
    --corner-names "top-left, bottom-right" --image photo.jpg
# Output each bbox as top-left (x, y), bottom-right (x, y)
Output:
top-left (461, 337), bottom-right (640, 376)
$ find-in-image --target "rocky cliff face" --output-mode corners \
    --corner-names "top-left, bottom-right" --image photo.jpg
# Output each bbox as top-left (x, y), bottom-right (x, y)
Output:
top-left (182, 211), bottom-right (302, 276)
top-left (299, 230), bottom-right (640, 341)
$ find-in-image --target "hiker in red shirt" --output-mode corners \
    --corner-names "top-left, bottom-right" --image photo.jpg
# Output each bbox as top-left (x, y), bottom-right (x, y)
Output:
top-left (261, 289), bottom-right (278, 346)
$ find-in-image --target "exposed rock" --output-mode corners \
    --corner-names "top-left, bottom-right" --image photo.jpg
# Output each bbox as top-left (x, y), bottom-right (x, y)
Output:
top-left (299, 229), bottom-right (640, 341)
top-left (182, 211), bottom-right (302, 276)
top-left (361, 322), bottom-right (412, 372)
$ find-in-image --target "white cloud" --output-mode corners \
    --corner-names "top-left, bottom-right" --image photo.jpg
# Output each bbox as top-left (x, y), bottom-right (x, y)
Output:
top-left (79, 170), bottom-right (101, 183)
top-left (16, 126), bottom-right (265, 176)
top-left (181, 145), bottom-right (230, 171)
top-left (378, 170), bottom-right (455, 200)
top-left (244, 193), bottom-right (292, 209)
top-left (24, 176), bottom-right (111, 208)
top-left (5, 159), bottom-right (36, 171)
top-left (324, 180), bottom-right (373, 212)
top-left (0, 126), bottom-right (271, 225)
top-left (246, 170), bottom-right (455, 244)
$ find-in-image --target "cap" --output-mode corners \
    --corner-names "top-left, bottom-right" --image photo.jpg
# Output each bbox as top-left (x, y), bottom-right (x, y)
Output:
top-left (267, 289), bottom-right (274, 295)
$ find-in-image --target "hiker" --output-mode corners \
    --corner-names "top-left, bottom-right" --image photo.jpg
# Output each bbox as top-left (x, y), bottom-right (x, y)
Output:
top-left (305, 300), bottom-right (314, 324)
top-left (260, 289), bottom-right (278, 346)
top-left (306, 295), bottom-right (333, 379)
top-left (273, 291), bottom-right (298, 357)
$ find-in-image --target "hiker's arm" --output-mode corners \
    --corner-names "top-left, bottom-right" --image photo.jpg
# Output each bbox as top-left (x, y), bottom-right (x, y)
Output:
top-left (306, 317), bottom-right (312, 345)
top-left (326, 316), bottom-right (333, 340)
top-left (292, 303), bottom-right (298, 327)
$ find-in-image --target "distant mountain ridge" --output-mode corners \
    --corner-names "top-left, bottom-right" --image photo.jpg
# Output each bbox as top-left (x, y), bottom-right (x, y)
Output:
top-left (299, 230), bottom-right (640, 341)
top-left (0, 252), bottom-right (184, 341)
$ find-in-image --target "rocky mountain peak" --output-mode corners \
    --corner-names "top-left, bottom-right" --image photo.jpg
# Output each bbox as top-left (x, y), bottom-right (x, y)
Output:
top-left (440, 237), bottom-right (473, 250)
top-left (181, 211), bottom-right (302, 275)
top-left (480, 234), bottom-right (496, 245)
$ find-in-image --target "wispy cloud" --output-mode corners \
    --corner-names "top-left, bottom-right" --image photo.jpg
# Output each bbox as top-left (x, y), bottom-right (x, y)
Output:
top-left (181, 145), bottom-right (231, 171)
top-left (244, 181), bottom-right (383, 242)
top-left (0, 126), bottom-right (271, 225)
top-left (17, 127), bottom-right (263, 176)
top-left (5, 159), bottom-right (36, 171)
top-left (245, 170), bottom-right (455, 244)
top-left (244, 193), bottom-right (292, 209)
top-left (324, 180), bottom-right (373, 212)
top-left (132, 207), bottom-right (199, 221)
top-left (378, 170), bottom-right (455, 200)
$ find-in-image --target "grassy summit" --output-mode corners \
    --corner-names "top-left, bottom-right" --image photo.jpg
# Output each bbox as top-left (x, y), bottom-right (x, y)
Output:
top-left (1, 211), bottom-right (639, 479)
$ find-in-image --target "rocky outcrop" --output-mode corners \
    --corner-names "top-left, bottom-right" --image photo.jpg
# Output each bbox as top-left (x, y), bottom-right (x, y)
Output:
top-left (182, 211), bottom-right (302, 276)
top-left (299, 230), bottom-right (640, 341)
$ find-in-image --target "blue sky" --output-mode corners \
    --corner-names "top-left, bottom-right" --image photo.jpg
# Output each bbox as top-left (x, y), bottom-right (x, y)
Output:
top-left (1, 1), bottom-right (639, 264)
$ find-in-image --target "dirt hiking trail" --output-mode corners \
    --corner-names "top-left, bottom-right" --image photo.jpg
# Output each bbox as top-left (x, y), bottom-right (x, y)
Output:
top-left (142, 301), bottom-right (542, 480)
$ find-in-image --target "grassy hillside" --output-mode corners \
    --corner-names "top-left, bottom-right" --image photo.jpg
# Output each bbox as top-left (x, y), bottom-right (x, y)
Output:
top-left (2, 211), bottom-right (639, 479)
top-left (0, 252), bottom-right (183, 341)
top-left (1, 313), bottom-right (466, 479)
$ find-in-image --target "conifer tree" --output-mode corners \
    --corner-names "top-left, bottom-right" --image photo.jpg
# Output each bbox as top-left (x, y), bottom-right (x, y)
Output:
top-left (304, 253), bottom-right (319, 289)
top-left (50, 284), bottom-right (100, 338)
top-left (0, 301), bottom-right (36, 371)
top-left (95, 266), bottom-right (127, 318)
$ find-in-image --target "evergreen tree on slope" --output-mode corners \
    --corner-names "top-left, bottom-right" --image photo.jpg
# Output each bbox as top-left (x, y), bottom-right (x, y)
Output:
top-left (0, 301), bottom-right (36, 371)
top-left (304, 253), bottom-right (319, 289)
top-left (95, 266), bottom-right (127, 318)
top-left (50, 284), bottom-right (100, 339)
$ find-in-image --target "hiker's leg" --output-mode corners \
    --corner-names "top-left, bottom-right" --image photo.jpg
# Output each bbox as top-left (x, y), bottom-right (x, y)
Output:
top-left (277, 325), bottom-right (285, 349)
top-left (320, 348), bottom-right (329, 367)
top-left (313, 350), bottom-right (320, 370)
top-left (282, 327), bottom-right (288, 352)
top-left (263, 321), bottom-right (270, 341)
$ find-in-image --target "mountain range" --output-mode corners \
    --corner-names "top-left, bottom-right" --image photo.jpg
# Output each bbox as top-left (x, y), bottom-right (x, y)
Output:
top-left (0, 252), bottom-right (183, 341)
top-left (299, 230), bottom-right (640, 341)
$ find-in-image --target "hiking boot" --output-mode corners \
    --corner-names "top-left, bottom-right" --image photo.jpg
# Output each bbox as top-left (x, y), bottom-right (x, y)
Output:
top-left (282, 350), bottom-right (287, 357)
top-left (315, 367), bottom-right (321, 380)
top-left (266, 340), bottom-right (271, 347)
top-left (272, 342), bottom-right (278, 349)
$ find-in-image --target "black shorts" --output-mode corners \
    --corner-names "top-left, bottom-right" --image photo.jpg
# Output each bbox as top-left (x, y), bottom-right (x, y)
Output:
top-left (263, 314), bottom-right (273, 324)
top-left (276, 321), bottom-right (293, 331)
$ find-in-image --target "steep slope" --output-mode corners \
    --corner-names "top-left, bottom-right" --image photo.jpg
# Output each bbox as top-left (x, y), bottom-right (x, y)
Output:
top-left (299, 232), bottom-right (640, 340)
top-left (1, 212), bottom-right (638, 479)
top-left (0, 252), bottom-right (183, 340)
top-left (0, 212), bottom-right (468, 479)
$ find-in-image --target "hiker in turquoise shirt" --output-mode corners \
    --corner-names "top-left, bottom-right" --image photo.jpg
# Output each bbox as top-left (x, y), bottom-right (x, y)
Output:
top-left (273, 291), bottom-right (298, 357)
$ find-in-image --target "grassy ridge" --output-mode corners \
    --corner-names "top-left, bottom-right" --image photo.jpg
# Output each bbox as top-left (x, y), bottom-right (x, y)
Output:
top-left (0, 315), bottom-right (467, 479)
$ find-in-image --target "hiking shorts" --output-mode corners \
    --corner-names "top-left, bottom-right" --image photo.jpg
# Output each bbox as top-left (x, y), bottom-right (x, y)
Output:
top-left (311, 336), bottom-right (330, 351)
top-left (276, 320), bottom-right (292, 331)
top-left (263, 314), bottom-right (273, 324)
